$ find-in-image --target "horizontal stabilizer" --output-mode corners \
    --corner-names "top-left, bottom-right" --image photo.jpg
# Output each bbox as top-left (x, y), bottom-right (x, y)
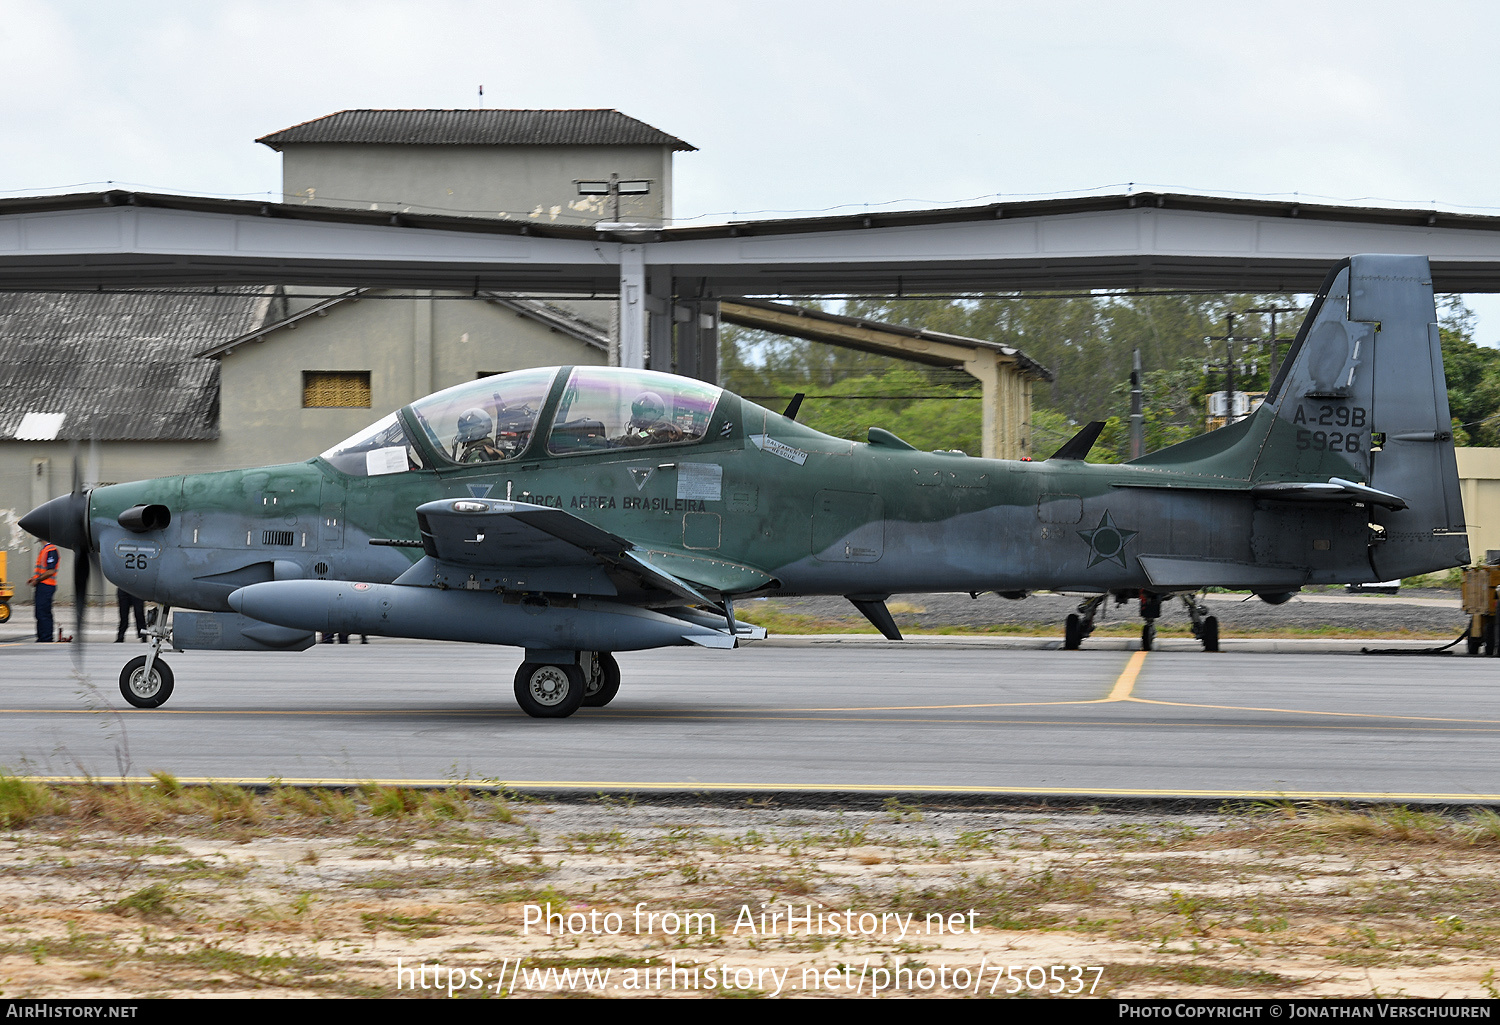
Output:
top-left (1250, 477), bottom-right (1408, 511)
top-left (1048, 421), bottom-right (1105, 461)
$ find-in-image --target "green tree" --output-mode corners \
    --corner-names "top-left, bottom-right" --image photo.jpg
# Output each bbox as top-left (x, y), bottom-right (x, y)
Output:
top-left (1437, 298), bottom-right (1500, 446)
top-left (721, 293), bottom-right (1497, 457)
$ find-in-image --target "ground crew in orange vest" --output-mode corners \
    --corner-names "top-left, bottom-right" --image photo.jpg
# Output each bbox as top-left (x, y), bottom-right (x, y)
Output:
top-left (29, 543), bottom-right (59, 642)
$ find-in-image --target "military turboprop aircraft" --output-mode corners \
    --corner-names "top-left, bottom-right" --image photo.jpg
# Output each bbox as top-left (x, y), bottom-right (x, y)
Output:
top-left (19, 254), bottom-right (1469, 717)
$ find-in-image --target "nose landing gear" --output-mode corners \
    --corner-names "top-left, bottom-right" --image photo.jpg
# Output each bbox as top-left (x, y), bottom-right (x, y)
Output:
top-left (120, 605), bottom-right (175, 708)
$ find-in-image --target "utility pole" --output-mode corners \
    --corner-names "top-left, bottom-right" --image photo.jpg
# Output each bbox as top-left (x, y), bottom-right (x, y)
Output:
top-left (1129, 348), bottom-right (1145, 458)
top-left (1240, 305), bottom-right (1301, 382)
top-left (1203, 312), bottom-right (1258, 426)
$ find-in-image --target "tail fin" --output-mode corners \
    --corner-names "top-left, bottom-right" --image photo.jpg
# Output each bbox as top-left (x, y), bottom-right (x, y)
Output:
top-left (1257, 254), bottom-right (1468, 577)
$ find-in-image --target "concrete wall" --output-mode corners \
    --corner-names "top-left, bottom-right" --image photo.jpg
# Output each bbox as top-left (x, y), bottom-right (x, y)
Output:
top-left (280, 143), bottom-right (674, 226)
top-left (1457, 448), bottom-right (1500, 564)
top-left (214, 289), bottom-right (605, 470)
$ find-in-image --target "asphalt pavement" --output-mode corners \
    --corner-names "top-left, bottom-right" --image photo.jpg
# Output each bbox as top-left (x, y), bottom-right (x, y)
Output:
top-left (2, 632), bottom-right (1497, 801)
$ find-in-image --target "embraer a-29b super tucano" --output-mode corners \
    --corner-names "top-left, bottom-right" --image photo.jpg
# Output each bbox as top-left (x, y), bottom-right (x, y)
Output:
top-left (20, 255), bottom-right (1470, 717)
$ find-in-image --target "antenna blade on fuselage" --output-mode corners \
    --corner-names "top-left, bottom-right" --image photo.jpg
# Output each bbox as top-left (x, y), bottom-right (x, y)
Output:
top-left (1048, 421), bottom-right (1105, 461)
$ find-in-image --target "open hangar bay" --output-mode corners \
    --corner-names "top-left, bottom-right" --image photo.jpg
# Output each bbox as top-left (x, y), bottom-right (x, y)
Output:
top-left (1, 636), bottom-right (1497, 804)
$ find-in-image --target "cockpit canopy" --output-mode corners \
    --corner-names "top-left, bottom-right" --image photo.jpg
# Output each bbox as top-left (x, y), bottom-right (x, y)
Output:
top-left (319, 366), bottom-right (724, 476)
top-left (547, 367), bottom-right (721, 454)
top-left (408, 367), bottom-right (556, 466)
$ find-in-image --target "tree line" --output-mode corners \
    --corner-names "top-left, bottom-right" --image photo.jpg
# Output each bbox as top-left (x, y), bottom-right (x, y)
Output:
top-left (719, 292), bottom-right (1497, 459)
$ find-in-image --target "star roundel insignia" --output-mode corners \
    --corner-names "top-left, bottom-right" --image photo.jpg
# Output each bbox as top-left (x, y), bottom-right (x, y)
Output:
top-left (1077, 510), bottom-right (1138, 569)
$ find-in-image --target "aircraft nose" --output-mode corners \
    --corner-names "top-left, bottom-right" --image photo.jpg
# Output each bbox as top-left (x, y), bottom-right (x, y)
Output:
top-left (18, 493), bottom-right (89, 550)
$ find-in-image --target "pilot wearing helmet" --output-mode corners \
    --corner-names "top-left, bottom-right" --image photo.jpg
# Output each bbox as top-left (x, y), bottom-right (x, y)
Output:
top-left (454, 407), bottom-right (503, 463)
top-left (624, 390), bottom-right (683, 445)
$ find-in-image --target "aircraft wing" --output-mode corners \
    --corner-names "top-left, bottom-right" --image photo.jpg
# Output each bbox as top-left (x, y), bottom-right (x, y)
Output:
top-left (404, 498), bottom-right (725, 605)
top-left (417, 498), bottom-right (632, 568)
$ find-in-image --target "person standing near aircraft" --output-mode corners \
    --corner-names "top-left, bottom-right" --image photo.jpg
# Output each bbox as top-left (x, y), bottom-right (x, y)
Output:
top-left (29, 542), bottom-right (59, 642)
top-left (116, 586), bottom-right (146, 643)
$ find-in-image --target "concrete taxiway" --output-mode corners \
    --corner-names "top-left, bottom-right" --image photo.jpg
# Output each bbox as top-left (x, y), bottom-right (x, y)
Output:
top-left (0, 636), bottom-right (1496, 802)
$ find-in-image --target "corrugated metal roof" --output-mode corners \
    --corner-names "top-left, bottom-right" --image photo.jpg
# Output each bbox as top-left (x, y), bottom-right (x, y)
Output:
top-left (257, 109), bottom-right (696, 151)
top-left (0, 289), bottom-right (271, 441)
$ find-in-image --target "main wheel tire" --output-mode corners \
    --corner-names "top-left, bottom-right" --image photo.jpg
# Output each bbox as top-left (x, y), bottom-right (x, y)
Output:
top-left (1064, 613), bottom-right (1082, 650)
top-left (119, 655), bottom-right (174, 708)
top-left (1141, 622), bottom-right (1156, 651)
top-left (514, 662), bottom-right (586, 718)
top-left (1200, 616), bottom-right (1219, 653)
top-left (582, 652), bottom-right (621, 707)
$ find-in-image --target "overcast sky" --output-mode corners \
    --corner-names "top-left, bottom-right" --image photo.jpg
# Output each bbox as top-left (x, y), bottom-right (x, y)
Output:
top-left (5, 0), bottom-right (1500, 336)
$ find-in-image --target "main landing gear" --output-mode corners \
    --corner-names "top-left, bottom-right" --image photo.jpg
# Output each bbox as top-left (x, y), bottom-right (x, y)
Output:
top-left (120, 605), bottom-right (175, 708)
top-left (1062, 591), bottom-right (1218, 652)
top-left (1139, 591), bottom-right (1218, 652)
top-left (1063, 595), bottom-right (1105, 650)
top-left (513, 651), bottom-right (620, 718)
top-left (1181, 593), bottom-right (1219, 653)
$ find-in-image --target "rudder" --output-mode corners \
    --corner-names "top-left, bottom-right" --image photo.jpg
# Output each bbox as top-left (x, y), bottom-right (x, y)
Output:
top-left (1258, 254), bottom-right (1469, 578)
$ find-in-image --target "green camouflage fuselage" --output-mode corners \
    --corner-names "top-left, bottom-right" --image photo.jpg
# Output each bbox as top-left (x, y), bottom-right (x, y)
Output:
top-left (84, 393), bottom-right (1383, 611)
top-left (83, 255), bottom-right (1472, 616)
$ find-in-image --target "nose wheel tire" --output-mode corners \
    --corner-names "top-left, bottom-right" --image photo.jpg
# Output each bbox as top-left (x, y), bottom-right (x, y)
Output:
top-left (1063, 614), bottom-right (1083, 650)
top-left (583, 652), bottom-right (621, 707)
top-left (514, 662), bottom-right (586, 718)
top-left (119, 655), bottom-right (174, 708)
top-left (1141, 623), bottom-right (1156, 651)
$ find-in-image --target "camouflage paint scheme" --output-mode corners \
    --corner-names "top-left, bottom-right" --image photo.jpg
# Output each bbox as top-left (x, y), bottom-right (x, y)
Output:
top-left (25, 255), bottom-right (1470, 713)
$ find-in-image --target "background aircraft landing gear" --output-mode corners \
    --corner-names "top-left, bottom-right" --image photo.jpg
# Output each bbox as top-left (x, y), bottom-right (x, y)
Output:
top-left (120, 605), bottom-right (174, 708)
top-left (1183, 594), bottom-right (1219, 652)
top-left (514, 662), bottom-right (586, 718)
top-left (1064, 595), bottom-right (1105, 650)
top-left (582, 651), bottom-right (621, 707)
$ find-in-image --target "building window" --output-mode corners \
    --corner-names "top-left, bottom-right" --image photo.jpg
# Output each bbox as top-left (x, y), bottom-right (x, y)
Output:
top-left (303, 371), bottom-right (371, 408)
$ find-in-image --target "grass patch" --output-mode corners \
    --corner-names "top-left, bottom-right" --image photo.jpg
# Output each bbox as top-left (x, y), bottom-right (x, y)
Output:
top-left (0, 774), bottom-right (67, 827)
top-left (879, 867), bottom-right (1101, 930)
top-left (106, 883), bottom-right (177, 919)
